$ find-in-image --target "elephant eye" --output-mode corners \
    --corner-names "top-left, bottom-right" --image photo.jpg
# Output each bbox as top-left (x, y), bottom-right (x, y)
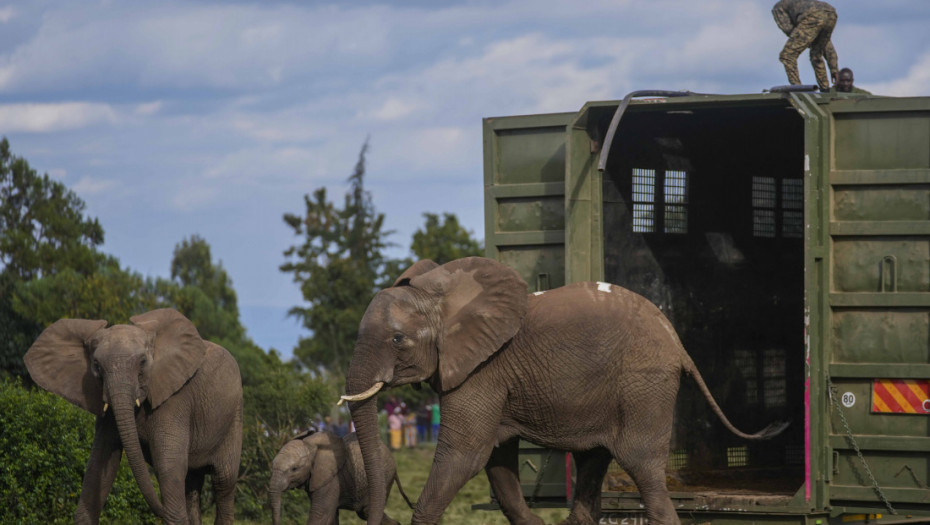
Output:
top-left (392, 333), bottom-right (405, 345)
top-left (93, 361), bottom-right (102, 376)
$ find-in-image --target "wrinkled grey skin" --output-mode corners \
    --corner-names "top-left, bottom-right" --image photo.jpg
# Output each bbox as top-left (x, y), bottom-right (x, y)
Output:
top-left (268, 431), bottom-right (412, 525)
top-left (24, 308), bottom-right (243, 525)
top-left (344, 257), bottom-right (786, 525)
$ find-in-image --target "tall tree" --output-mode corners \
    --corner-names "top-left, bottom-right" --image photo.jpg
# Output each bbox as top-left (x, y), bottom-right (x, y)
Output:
top-left (162, 235), bottom-right (243, 343)
top-left (410, 212), bottom-right (483, 264)
top-left (0, 138), bottom-right (113, 377)
top-left (11, 257), bottom-right (157, 328)
top-left (0, 138), bottom-right (104, 280)
top-left (281, 139), bottom-right (392, 380)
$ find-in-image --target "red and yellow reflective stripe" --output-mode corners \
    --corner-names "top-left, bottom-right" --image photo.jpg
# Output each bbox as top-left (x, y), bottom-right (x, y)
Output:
top-left (871, 379), bottom-right (930, 414)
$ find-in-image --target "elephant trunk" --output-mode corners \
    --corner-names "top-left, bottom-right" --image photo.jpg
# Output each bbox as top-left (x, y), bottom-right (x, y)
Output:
top-left (112, 393), bottom-right (165, 517)
top-left (269, 489), bottom-right (282, 525)
top-left (349, 396), bottom-right (386, 525)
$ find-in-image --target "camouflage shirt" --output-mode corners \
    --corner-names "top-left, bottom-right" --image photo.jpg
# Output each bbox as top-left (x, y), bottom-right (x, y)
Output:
top-left (772, 0), bottom-right (837, 35)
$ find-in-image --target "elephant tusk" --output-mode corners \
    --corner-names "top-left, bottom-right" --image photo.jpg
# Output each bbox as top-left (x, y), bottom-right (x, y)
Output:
top-left (337, 382), bottom-right (384, 405)
top-left (103, 403), bottom-right (108, 414)
top-left (135, 399), bottom-right (140, 408)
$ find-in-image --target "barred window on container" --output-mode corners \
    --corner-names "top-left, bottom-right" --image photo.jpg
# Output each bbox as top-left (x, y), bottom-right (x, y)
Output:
top-left (664, 170), bottom-right (688, 234)
top-left (632, 168), bottom-right (656, 233)
top-left (782, 179), bottom-right (803, 238)
top-left (752, 176), bottom-right (777, 237)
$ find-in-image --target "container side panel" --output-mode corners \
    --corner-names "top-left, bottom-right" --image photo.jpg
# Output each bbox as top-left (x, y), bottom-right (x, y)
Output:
top-left (828, 102), bottom-right (930, 515)
top-left (498, 245), bottom-right (566, 293)
top-left (498, 197), bottom-right (566, 233)
top-left (834, 185), bottom-right (930, 221)
top-left (833, 310), bottom-right (930, 364)
top-left (484, 114), bottom-right (571, 290)
top-left (497, 127), bottom-right (567, 184)
top-left (834, 112), bottom-right (930, 171)
top-left (832, 238), bottom-right (930, 292)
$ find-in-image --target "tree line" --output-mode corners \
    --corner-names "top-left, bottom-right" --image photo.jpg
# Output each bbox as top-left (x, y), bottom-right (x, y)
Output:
top-left (0, 136), bottom-right (481, 522)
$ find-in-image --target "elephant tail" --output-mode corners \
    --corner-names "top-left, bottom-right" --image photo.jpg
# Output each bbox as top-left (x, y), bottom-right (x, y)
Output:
top-left (392, 472), bottom-right (416, 509)
top-left (682, 354), bottom-right (790, 440)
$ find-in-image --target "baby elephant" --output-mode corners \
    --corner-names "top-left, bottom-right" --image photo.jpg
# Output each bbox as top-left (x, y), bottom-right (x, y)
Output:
top-left (269, 430), bottom-right (413, 525)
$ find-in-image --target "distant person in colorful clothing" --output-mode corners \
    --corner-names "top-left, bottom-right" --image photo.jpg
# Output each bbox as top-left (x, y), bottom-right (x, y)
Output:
top-left (430, 399), bottom-right (440, 442)
top-left (415, 405), bottom-right (430, 444)
top-left (388, 407), bottom-right (403, 450)
top-left (830, 68), bottom-right (872, 95)
top-left (772, 0), bottom-right (839, 91)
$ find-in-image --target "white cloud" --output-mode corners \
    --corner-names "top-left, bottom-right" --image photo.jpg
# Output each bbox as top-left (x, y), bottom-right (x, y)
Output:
top-left (665, 2), bottom-right (779, 74)
top-left (864, 52), bottom-right (930, 97)
top-left (389, 126), bottom-right (469, 171)
top-left (0, 102), bottom-right (117, 132)
top-left (374, 33), bottom-right (632, 118)
top-left (72, 176), bottom-right (116, 196)
top-left (134, 101), bottom-right (162, 116)
top-left (227, 112), bottom-right (323, 143)
top-left (369, 98), bottom-right (419, 121)
top-left (0, 6), bottom-right (14, 23)
top-left (0, 3), bottom-right (393, 94)
top-left (171, 185), bottom-right (220, 211)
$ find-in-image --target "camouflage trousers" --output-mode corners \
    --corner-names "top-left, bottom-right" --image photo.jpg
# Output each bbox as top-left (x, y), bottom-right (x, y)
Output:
top-left (779, 9), bottom-right (838, 91)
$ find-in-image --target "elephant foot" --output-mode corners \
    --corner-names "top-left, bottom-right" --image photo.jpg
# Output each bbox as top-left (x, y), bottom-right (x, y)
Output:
top-left (506, 513), bottom-right (545, 525)
top-left (556, 513), bottom-right (600, 525)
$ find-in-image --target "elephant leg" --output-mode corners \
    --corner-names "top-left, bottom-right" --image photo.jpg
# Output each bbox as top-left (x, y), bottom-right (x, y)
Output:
top-left (185, 468), bottom-right (205, 525)
top-left (559, 448), bottom-right (612, 525)
top-left (212, 407), bottom-right (242, 525)
top-left (210, 448), bottom-right (239, 525)
top-left (412, 441), bottom-right (495, 524)
top-left (411, 389), bottom-right (506, 525)
top-left (152, 433), bottom-right (192, 524)
top-left (308, 481), bottom-right (341, 525)
top-left (610, 429), bottom-right (678, 524)
top-left (155, 469), bottom-right (190, 524)
top-left (485, 439), bottom-right (544, 525)
top-left (75, 418), bottom-right (122, 525)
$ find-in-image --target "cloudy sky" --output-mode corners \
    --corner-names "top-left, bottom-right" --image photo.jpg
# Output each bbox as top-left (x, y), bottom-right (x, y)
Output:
top-left (2, 0), bottom-right (929, 357)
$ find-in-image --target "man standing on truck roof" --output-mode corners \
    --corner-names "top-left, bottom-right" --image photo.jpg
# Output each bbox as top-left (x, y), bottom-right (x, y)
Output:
top-left (772, 0), bottom-right (839, 92)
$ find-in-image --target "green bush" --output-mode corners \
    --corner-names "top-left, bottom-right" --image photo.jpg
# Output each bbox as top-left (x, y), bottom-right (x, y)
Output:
top-left (0, 378), bottom-right (155, 524)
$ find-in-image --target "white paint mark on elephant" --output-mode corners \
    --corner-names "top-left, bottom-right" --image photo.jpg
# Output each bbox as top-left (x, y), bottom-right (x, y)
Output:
top-left (597, 282), bottom-right (612, 293)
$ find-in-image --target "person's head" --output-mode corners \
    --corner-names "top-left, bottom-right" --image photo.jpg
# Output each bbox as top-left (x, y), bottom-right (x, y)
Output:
top-left (836, 68), bottom-right (855, 92)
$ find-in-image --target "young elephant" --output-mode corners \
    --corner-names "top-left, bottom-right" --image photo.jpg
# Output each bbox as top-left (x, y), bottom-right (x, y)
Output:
top-left (269, 430), bottom-right (413, 525)
top-left (24, 308), bottom-right (243, 525)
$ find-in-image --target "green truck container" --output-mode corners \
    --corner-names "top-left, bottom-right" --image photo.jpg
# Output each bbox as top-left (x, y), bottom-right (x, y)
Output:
top-left (482, 90), bottom-right (930, 524)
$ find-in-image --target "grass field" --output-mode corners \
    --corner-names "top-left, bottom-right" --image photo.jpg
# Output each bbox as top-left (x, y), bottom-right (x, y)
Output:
top-left (274, 442), bottom-right (572, 525)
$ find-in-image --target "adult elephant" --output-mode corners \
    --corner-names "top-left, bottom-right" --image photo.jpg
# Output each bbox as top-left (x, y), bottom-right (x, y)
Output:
top-left (24, 308), bottom-right (243, 525)
top-left (269, 430), bottom-right (413, 525)
top-left (340, 257), bottom-right (786, 525)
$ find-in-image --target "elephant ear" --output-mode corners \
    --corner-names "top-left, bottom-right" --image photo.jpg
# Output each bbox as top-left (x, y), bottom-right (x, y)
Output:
top-left (24, 319), bottom-right (109, 415)
top-left (410, 257), bottom-right (528, 391)
top-left (304, 432), bottom-right (344, 492)
top-left (392, 259), bottom-right (439, 287)
top-left (130, 308), bottom-right (206, 409)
